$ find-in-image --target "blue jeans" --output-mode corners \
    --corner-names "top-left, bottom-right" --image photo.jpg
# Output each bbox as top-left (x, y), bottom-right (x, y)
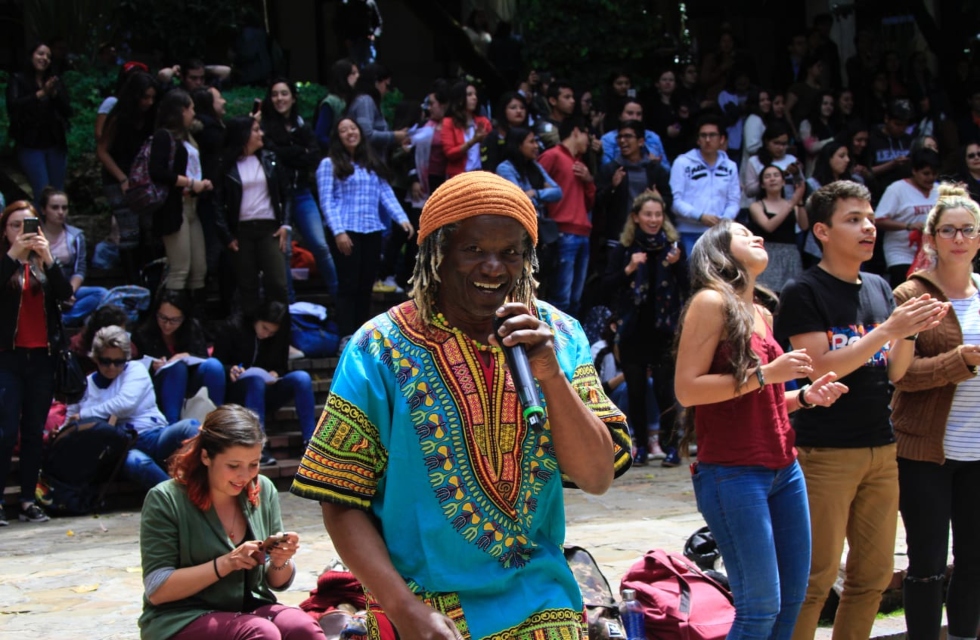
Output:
top-left (153, 358), bottom-right (227, 424)
top-left (124, 420), bottom-right (201, 490)
top-left (680, 231), bottom-right (703, 260)
top-left (692, 461), bottom-right (811, 640)
top-left (228, 370), bottom-right (316, 443)
top-left (17, 146), bottom-right (67, 202)
top-left (0, 349), bottom-right (55, 502)
top-left (286, 187), bottom-right (338, 301)
top-left (547, 232), bottom-right (590, 315)
top-left (62, 286), bottom-right (109, 327)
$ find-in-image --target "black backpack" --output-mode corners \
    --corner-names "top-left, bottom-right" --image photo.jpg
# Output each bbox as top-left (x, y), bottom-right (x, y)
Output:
top-left (36, 420), bottom-right (137, 516)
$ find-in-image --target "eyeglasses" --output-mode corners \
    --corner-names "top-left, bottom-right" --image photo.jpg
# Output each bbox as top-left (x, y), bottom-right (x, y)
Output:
top-left (97, 357), bottom-right (127, 367)
top-left (157, 312), bottom-right (185, 326)
top-left (967, 152), bottom-right (980, 160)
top-left (936, 225), bottom-right (979, 239)
top-left (698, 132), bottom-right (721, 139)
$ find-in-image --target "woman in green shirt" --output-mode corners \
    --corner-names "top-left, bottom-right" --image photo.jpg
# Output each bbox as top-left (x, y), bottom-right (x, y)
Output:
top-left (139, 404), bottom-right (324, 639)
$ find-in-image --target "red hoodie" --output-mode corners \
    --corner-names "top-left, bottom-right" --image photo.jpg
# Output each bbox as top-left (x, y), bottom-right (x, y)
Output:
top-left (538, 144), bottom-right (595, 237)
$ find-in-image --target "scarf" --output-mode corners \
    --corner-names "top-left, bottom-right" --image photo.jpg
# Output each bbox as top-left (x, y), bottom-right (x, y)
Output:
top-left (621, 229), bottom-right (682, 332)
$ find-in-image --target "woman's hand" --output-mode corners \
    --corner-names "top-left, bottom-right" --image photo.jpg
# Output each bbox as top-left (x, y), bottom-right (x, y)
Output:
top-left (229, 364), bottom-right (245, 382)
top-left (168, 352), bottom-right (190, 363)
top-left (263, 531), bottom-right (300, 567)
top-left (666, 243), bottom-right (681, 265)
top-left (228, 239), bottom-right (240, 252)
top-left (266, 370), bottom-right (280, 385)
top-left (7, 229), bottom-right (34, 261)
top-left (802, 371), bottom-right (849, 407)
top-left (32, 228), bottom-right (55, 266)
top-left (192, 178), bottom-right (213, 195)
top-left (625, 251), bottom-right (647, 275)
top-left (961, 344), bottom-right (980, 367)
top-left (120, 178), bottom-right (130, 193)
top-left (762, 348), bottom-right (813, 385)
top-left (336, 232), bottom-right (353, 256)
top-left (400, 220), bottom-right (415, 240)
top-left (150, 358), bottom-right (167, 373)
top-left (274, 226), bottom-right (289, 253)
top-left (217, 540), bottom-right (264, 576)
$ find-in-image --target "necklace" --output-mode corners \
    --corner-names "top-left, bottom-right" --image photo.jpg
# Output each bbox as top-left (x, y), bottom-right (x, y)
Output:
top-left (219, 504), bottom-right (240, 540)
top-left (432, 312), bottom-right (494, 351)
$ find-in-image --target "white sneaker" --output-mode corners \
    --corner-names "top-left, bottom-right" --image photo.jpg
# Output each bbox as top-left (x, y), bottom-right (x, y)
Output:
top-left (382, 276), bottom-right (404, 294)
top-left (648, 440), bottom-right (666, 460)
top-left (288, 345), bottom-right (305, 360)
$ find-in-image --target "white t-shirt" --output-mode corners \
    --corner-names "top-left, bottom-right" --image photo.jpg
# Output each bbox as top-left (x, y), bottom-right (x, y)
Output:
top-left (237, 155), bottom-right (274, 222)
top-left (98, 96), bottom-right (118, 115)
top-left (945, 293), bottom-right (980, 461)
top-left (464, 124), bottom-right (481, 172)
top-left (875, 179), bottom-right (938, 267)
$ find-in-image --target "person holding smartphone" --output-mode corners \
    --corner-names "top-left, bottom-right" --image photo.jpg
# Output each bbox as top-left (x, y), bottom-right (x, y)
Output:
top-left (602, 192), bottom-right (687, 466)
top-left (0, 200), bottom-right (73, 525)
top-left (139, 404), bottom-right (325, 640)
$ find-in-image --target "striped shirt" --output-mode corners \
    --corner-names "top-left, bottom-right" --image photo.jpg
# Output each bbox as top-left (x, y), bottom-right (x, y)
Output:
top-left (945, 294), bottom-right (980, 461)
top-left (316, 158), bottom-right (407, 236)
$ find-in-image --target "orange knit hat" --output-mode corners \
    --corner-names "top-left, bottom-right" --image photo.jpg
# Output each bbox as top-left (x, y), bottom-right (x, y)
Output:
top-left (417, 171), bottom-right (538, 245)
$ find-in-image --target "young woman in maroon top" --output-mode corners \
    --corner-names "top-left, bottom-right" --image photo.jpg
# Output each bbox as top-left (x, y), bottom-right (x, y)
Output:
top-left (0, 201), bottom-right (73, 525)
top-left (674, 220), bottom-right (847, 639)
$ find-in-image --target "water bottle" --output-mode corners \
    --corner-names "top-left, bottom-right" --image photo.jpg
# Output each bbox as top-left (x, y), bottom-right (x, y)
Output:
top-left (620, 588), bottom-right (647, 640)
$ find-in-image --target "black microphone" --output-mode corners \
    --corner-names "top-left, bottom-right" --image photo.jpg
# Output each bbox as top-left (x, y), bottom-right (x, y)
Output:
top-left (494, 315), bottom-right (547, 432)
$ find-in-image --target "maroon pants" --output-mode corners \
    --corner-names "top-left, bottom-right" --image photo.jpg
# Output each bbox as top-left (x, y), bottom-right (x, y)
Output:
top-left (172, 603), bottom-right (326, 640)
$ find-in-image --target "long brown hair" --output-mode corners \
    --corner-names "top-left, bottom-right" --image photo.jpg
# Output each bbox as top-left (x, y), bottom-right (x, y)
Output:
top-left (1, 200), bottom-right (44, 292)
top-left (169, 405), bottom-right (266, 511)
top-left (675, 221), bottom-right (764, 454)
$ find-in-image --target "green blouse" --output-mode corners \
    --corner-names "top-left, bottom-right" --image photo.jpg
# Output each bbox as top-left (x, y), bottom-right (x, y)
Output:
top-left (138, 475), bottom-right (285, 640)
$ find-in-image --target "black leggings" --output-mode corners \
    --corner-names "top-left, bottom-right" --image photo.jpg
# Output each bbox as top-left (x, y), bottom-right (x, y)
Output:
top-left (621, 358), bottom-right (678, 453)
top-left (898, 456), bottom-right (980, 639)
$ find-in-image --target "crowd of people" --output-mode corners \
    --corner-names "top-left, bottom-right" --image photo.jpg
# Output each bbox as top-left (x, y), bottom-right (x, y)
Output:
top-left (1, 15), bottom-right (980, 640)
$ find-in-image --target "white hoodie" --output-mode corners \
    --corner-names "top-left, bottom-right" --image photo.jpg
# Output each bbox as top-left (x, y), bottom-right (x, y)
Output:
top-left (669, 148), bottom-right (741, 235)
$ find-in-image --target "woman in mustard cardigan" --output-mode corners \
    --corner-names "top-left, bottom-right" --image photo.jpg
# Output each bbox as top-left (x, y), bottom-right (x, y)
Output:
top-left (892, 184), bottom-right (980, 640)
top-left (139, 404), bottom-right (324, 640)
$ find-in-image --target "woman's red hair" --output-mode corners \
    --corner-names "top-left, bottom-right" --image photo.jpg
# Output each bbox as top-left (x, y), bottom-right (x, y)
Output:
top-left (169, 404), bottom-right (266, 511)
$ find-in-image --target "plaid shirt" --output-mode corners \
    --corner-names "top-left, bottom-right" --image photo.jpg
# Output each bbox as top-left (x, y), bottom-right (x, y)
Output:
top-left (316, 158), bottom-right (407, 235)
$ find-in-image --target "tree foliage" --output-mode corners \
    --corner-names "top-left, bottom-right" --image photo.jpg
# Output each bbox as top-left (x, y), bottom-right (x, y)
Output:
top-left (516, 0), bottom-right (677, 93)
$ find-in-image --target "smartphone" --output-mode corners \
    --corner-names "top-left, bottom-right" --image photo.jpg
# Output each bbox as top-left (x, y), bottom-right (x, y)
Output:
top-left (259, 532), bottom-right (285, 553)
top-left (22, 218), bottom-right (39, 235)
top-left (252, 98), bottom-right (262, 115)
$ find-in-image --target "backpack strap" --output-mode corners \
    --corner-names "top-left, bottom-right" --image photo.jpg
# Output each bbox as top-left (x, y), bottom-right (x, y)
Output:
top-left (91, 426), bottom-right (138, 515)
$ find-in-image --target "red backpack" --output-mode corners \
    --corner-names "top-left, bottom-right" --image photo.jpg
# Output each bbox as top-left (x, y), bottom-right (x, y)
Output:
top-left (620, 549), bottom-right (735, 640)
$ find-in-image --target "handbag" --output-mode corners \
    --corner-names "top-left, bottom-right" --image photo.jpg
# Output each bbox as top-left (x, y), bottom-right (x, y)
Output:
top-left (52, 313), bottom-right (87, 404)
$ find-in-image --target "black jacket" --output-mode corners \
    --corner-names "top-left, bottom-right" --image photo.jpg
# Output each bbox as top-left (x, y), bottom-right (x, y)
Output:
top-left (213, 149), bottom-right (290, 246)
top-left (211, 316), bottom-right (289, 378)
top-left (596, 159), bottom-right (673, 244)
top-left (0, 254), bottom-right (73, 351)
top-left (148, 129), bottom-right (191, 237)
top-left (260, 117), bottom-right (320, 191)
top-left (5, 72), bottom-right (72, 149)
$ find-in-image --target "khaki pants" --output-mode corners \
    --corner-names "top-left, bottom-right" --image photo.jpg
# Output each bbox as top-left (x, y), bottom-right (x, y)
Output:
top-left (162, 198), bottom-right (206, 290)
top-left (792, 443), bottom-right (899, 640)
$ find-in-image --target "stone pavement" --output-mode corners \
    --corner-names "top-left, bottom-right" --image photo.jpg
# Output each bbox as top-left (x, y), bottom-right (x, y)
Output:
top-left (0, 464), bottom-right (915, 639)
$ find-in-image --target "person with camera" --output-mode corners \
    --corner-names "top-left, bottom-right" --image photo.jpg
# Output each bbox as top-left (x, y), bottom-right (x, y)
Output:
top-left (139, 404), bottom-right (324, 640)
top-left (0, 201), bottom-right (73, 525)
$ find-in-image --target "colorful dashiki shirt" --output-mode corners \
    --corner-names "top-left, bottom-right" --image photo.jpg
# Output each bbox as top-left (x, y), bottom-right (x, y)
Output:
top-left (292, 300), bottom-right (631, 640)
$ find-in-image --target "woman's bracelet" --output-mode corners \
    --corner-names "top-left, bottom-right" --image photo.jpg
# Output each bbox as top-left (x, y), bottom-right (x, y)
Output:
top-left (755, 366), bottom-right (766, 389)
top-left (798, 384), bottom-right (815, 409)
top-left (269, 558), bottom-right (291, 572)
top-left (213, 557), bottom-right (224, 580)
